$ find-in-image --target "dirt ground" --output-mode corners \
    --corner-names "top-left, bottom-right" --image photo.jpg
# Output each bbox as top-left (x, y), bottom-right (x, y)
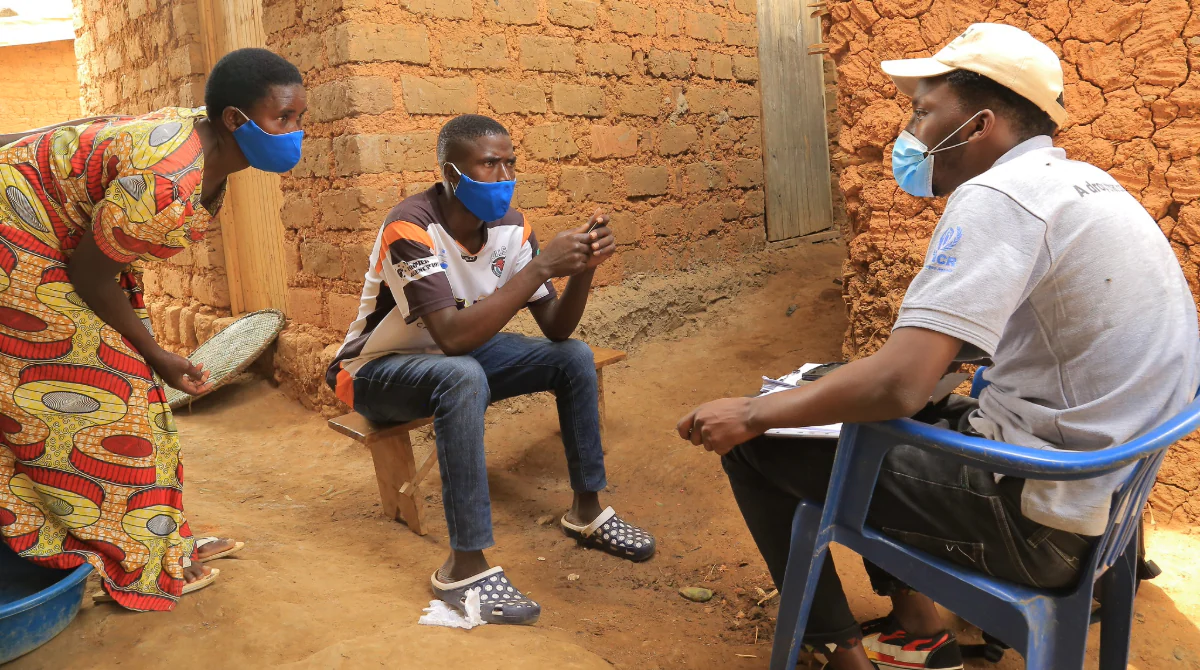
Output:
top-left (12, 242), bottom-right (1200, 669)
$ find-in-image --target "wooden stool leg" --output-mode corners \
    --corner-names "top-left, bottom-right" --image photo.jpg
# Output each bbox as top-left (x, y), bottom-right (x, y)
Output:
top-left (368, 430), bottom-right (426, 535)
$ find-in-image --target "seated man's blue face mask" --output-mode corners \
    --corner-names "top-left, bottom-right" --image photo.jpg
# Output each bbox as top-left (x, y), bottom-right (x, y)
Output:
top-left (446, 163), bottom-right (516, 222)
top-left (892, 111), bottom-right (983, 198)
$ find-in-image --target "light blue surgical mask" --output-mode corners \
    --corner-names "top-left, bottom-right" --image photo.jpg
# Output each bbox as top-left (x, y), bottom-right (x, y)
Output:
top-left (891, 111), bottom-right (982, 198)
top-left (231, 108), bottom-right (304, 173)
top-left (447, 163), bottom-right (516, 222)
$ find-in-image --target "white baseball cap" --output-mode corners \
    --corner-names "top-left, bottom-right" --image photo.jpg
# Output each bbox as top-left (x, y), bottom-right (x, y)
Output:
top-left (881, 23), bottom-right (1068, 129)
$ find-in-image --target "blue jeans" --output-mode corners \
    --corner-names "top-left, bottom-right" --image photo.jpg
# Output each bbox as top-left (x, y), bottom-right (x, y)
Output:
top-left (352, 333), bottom-right (608, 551)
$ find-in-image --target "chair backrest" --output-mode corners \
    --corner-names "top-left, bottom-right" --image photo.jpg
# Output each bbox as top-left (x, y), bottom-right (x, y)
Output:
top-left (967, 365), bottom-right (1200, 583)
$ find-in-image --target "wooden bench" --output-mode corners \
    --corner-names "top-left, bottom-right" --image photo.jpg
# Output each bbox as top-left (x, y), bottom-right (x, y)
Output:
top-left (328, 346), bottom-right (627, 535)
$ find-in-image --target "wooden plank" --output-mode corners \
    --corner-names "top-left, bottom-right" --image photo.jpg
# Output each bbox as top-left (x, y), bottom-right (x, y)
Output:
top-left (328, 413), bottom-right (432, 446)
top-left (194, 0), bottom-right (290, 315)
top-left (757, 0), bottom-right (834, 241)
top-left (590, 347), bottom-right (627, 368)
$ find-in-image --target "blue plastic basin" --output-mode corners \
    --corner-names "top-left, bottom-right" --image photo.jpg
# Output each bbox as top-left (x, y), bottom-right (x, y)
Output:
top-left (0, 542), bottom-right (92, 664)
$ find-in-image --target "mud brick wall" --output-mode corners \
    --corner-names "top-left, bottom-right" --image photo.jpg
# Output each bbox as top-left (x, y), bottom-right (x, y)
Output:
top-left (263, 0), bottom-right (769, 411)
top-left (72, 0), bottom-right (232, 352)
top-left (826, 0), bottom-right (1200, 525)
top-left (0, 41), bottom-right (82, 134)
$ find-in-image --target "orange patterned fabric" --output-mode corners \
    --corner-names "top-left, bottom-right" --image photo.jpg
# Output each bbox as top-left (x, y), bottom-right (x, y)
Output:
top-left (0, 108), bottom-right (220, 611)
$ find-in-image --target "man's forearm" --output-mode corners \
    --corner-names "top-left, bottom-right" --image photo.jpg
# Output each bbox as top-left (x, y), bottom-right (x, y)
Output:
top-left (424, 262), bottom-right (551, 355)
top-left (747, 356), bottom-right (931, 433)
top-left (538, 269), bottom-right (594, 341)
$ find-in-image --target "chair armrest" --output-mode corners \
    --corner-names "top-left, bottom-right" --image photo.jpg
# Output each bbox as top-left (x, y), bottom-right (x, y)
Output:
top-left (865, 415), bottom-right (1193, 480)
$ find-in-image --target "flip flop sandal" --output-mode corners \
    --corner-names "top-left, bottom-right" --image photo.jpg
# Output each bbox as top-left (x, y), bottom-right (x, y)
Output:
top-left (92, 567), bottom-right (220, 604)
top-left (196, 537), bottom-right (245, 562)
top-left (430, 566), bottom-right (540, 625)
top-left (561, 506), bottom-right (656, 562)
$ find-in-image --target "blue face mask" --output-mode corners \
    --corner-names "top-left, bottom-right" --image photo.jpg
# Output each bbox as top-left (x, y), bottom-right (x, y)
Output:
top-left (231, 108), bottom-right (304, 173)
top-left (447, 163), bottom-right (516, 222)
top-left (891, 111), bottom-right (982, 198)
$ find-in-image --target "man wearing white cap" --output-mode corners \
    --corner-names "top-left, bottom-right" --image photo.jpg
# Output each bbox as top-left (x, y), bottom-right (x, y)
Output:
top-left (678, 23), bottom-right (1199, 670)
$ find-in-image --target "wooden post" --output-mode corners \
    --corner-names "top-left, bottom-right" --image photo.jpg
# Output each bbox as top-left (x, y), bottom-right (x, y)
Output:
top-left (757, 0), bottom-right (834, 241)
top-left (194, 0), bottom-right (290, 315)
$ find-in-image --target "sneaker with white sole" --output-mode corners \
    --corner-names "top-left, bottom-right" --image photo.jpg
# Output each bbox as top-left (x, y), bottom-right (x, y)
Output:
top-left (860, 616), bottom-right (964, 669)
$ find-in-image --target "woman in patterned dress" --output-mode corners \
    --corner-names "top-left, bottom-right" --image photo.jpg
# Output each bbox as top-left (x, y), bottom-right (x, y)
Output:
top-left (0, 49), bottom-right (307, 611)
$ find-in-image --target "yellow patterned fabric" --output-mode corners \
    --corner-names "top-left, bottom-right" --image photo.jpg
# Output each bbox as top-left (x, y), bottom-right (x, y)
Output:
top-left (0, 108), bottom-right (220, 611)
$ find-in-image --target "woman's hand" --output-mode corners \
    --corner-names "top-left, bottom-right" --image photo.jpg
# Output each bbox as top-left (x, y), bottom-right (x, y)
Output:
top-left (146, 348), bottom-right (212, 395)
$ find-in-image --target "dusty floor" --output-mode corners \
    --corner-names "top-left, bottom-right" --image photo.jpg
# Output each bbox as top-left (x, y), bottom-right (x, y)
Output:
top-left (12, 242), bottom-right (1200, 669)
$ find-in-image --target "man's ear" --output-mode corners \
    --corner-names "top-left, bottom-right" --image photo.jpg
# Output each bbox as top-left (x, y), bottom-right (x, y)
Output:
top-left (968, 109), bottom-right (996, 142)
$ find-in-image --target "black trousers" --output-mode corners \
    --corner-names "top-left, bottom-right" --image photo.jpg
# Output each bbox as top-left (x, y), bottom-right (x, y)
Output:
top-left (720, 398), bottom-right (1095, 647)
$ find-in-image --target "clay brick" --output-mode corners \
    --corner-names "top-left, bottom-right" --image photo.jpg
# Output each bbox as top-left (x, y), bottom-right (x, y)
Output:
top-left (688, 202), bottom-right (723, 235)
top-left (404, 0), bottom-right (472, 19)
top-left (648, 49), bottom-right (692, 78)
top-left (687, 87), bottom-right (723, 114)
top-left (405, 182), bottom-right (437, 198)
top-left (343, 244), bottom-right (370, 281)
top-left (192, 275), bottom-right (230, 309)
top-left (195, 312), bottom-right (216, 344)
top-left (283, 196), bottom-right (314, 230)
top-left (520, 36), bottom-right (578, 73)
top-left (532, 215), bottom-right (576, 244)
top-left (163, 305), bottom-right (183, 343)
top-left (722, 201), bottom-right (741, 221)
top-left (328, 24), bottom-right (430, 65)
top-left (610, 1), bottom-right (656, 35)
top-left (482, 0), bottom-right (539, 24)
top-left (523, 123), bottom-right (580, 159)
top-left (514, 174), bottom-right (549, 208)
top-left (646, 203), bottom-right (684, 235)
top-left (167, 44), bottom-right (205, 81)
top-left (318, 190), bottom-right (359, 231)
top-left (590, 126), bottom-right (638, 159)
top-left (549, 0), bottom-right (598, 27)
top-left (402, 76), bottom-right (478, 115)
top-left (263, 0), bottom-right (297, 35)
top-left (685, 161), bottom-right (728, 192)
top-left (328, 293), bottom-right (362, 331)
top-left (302, 240), bottom-right (342, 279)
top-left (617, 85), bottom-right (662, 116)
top-left (282, 33), bottom-right (322, 73)
top-left (658, 124), bottom-right (698, 155)
top-left (725, 20), bottom-right (757, 46)
top-left (553, 84), bottom-right (605, 117)
top-left (733, 0), bottom-right (756, 13)
top-left (443, 34), bottom-right (509, 71)
top-left (559, 167), bottom-right (614, 203)
top-left (733, 55), bottom-right (759, 82)
top-left (310, 77), bottom-right (394, 122)
top-left (729, 88), bottom-right (761, 117)
top-left (685, 11), bottom-right (723, 42)
top-left (335, 132), bottom-right (438, 175)
top-left (695, 51), bottom-right (733, 80)
top-left (624, 166), bottom-right (669, 197)
top-left (486, 79), bottom-right (548, 114)
top-left (744, 189), bottom-right (765, 215)
top-left (583, 42), bottom-right (632, 76)
top-left (288, 288), bottom-right (324, 326)
top-left (729, 158), bottom-right (763, 188)
top-left (608, 211), bottom-right (639, 244)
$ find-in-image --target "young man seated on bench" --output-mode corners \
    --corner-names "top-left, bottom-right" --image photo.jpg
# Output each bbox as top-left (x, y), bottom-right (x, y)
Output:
top-left (326, 114), bottom-right (655, 625)
top-left (677, 24), bottom-right (1199, 670)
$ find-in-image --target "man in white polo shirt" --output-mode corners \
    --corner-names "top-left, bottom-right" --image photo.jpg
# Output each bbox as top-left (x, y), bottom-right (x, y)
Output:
top-left (678, 24), bottom-right (1199, 670)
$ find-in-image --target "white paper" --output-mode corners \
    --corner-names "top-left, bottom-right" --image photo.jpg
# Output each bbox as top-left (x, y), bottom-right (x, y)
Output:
top-left (418, 589), bottom-right (487, 630)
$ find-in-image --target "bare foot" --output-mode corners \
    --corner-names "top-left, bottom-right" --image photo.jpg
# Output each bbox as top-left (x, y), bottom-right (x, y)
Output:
top-left (183, 562), bottom-right (213, 584)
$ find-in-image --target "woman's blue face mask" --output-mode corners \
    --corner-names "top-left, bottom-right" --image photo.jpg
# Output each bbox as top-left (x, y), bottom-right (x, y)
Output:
top-left (231, 108), bottom-right (304, 174)
top-left (446, 163), bottom-right (516, 222)
top-left (891, 111), bottom-right (982, 198)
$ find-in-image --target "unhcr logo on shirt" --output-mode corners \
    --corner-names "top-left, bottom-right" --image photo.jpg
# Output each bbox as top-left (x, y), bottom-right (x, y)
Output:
top-left (926, 226), bottom-right (962, 273)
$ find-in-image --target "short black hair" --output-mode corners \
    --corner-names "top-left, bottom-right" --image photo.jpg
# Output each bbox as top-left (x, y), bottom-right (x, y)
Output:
top-left (437, 114), bottom-right (510, 165)
top-left (204, 48), bottom-right (302, 120)
top-left (943, 69), bottom-right (1059, 140)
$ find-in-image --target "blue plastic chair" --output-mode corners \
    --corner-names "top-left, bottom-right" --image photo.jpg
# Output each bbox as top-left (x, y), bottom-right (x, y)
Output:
top-left (770, 369), bottom-right (1200, 670)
